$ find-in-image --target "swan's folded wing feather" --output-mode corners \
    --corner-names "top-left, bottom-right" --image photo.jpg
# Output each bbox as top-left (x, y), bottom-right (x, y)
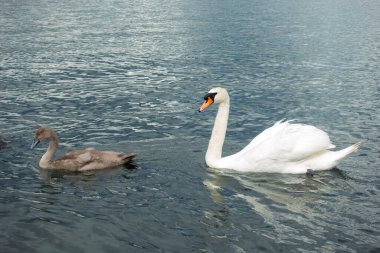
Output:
top-left (56, 150), bottom-right (94, 164)
top-left (239, 120), bottom-right (291, 154)
top-left (75, 152), bottom-right (93, 163)
top-left (238, 121), bottom-right (334, 163)
top-left (63, 149), bottom-right (87, 157)
top-left (277, 124), bottom-right (334, 160)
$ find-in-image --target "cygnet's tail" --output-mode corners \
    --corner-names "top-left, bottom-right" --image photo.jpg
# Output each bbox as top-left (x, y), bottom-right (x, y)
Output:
top-left (119, 152), bottom-right (138, 163)
top-left (335, 142), bottom-right (361, 161)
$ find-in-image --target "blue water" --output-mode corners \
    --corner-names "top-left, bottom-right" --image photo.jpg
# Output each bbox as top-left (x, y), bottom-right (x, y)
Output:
top-left (1, 0), bottom-right (380, 252)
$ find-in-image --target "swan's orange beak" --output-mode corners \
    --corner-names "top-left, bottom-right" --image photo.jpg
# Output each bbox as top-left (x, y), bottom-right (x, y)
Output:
top-left (199, 97), bottom-right (214, 112)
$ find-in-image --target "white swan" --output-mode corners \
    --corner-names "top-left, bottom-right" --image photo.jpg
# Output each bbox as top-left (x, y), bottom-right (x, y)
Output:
top-left (199, 87), bottom-right (360, 174)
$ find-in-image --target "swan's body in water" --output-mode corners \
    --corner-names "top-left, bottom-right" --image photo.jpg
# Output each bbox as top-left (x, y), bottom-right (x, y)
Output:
top-left (31, 127), bottom-right (137, 171)
top-left (199, 87), bottom-right (360, 174)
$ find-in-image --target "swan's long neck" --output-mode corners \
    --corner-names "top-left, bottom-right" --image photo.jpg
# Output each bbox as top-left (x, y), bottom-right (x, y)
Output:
top-left (206, 100), bottom-right (230, 166)
top-left (40, 133), bottom-right (58, 168)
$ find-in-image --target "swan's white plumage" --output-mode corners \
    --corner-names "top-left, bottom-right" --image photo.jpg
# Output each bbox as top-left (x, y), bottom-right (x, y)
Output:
top-left (200, 87), bottom-right (360, 174)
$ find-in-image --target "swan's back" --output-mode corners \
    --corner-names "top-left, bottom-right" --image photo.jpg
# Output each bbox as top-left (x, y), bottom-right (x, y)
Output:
top-left (53, 150), bottom-right (137, 171)
top-left (220, 120), bottom-right (342, 173)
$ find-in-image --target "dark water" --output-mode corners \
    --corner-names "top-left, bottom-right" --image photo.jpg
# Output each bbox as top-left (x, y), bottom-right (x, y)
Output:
top-left (1, 0), bottom-right (380, 252)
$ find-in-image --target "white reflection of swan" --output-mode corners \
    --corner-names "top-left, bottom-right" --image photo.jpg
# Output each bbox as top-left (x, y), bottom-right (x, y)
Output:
top-left (203, 169), bottom-right (337, 244)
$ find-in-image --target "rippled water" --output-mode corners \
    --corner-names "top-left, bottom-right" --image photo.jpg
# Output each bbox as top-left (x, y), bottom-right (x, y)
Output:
top-left (1, 0), bottom-right (380, 252)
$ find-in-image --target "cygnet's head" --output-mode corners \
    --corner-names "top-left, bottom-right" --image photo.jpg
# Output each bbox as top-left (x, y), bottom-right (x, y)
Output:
top-left (199, 87), bottom-right (229, 112)
top-left (31, 127), bottom-right (55, 149)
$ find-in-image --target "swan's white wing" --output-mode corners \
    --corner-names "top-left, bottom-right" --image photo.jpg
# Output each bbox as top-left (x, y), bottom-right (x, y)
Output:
top-left (238, 121), bottom-right (335, 162)
top-left (276, 123), bottom-right (335, 160)
top-left (239, 120), bottom-right (289, 153)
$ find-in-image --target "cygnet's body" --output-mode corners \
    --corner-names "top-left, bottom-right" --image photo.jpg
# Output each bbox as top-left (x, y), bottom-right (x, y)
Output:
top-left (31, 127), bottom-right (137, 171)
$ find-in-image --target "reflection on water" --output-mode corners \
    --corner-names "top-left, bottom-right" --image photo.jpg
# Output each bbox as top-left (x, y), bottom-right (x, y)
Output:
top-left (1, 0), bottom-right (380, 252)
top-left (38, 162), bottom-right (138, 183)
top-left (204, 168), bottom-right (380, 250)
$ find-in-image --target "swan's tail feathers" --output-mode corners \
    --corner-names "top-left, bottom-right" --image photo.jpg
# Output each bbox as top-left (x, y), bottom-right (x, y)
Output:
top-left (349, 141), bottom-right (362, 153)
top-left (336, 142), bottom-right (361, 161)
top-left (275, 118), bottom-right (287, 125)
top-left (275, 118), bottom-right (298, 125)
top-left (119, 152), bottom-right (138, 163)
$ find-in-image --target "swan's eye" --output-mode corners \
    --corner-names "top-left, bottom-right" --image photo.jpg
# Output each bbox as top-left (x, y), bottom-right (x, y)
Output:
top-left (204, 92), bottom-right (217, 101)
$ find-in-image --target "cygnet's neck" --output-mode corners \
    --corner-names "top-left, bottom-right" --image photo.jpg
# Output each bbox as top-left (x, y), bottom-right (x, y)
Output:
top-left (40, 133), bottom-right (58, 168)
top-left (206, 100), bottom-right (230, 167)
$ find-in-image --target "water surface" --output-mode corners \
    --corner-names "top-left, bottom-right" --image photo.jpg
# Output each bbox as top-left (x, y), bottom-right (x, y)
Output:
top-left (1, 0), bottom-right (380, 252)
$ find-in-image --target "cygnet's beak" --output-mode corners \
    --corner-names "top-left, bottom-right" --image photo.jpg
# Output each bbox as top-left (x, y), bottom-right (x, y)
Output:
top-left (31, 139), bottom-right (40, 149)
top-left (199, 97), bottom-right (214, 112)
